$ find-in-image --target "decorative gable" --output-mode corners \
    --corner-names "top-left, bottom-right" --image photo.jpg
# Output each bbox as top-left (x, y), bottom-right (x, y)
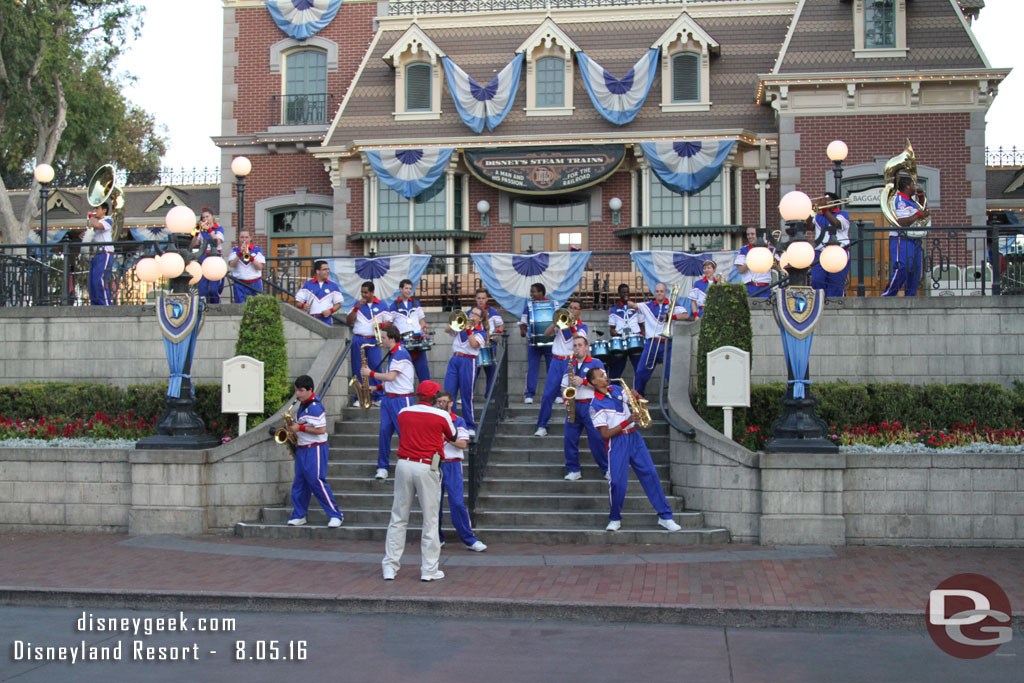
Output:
top-left (383, 23), bottom-right (445, 67)
top-left (46, 190), bottom-right (79, 214)
top-left (383, 23), bottom-right (446, 121)
top-left (145, 188), bottom-right (189, 213)
top-left (652, 12), bottom-right (719, 112)
top-left (516, 18), bottom-right (581, 117)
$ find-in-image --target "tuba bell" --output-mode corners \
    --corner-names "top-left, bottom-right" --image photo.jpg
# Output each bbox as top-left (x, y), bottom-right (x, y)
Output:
top-left (86, 165), bottom-right (125, 242)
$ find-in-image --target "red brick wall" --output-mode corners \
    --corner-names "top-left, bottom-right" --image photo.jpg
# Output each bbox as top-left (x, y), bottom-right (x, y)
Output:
top-left (347, 177), bottom-right (364, 257)
top-left (739, 168), bottom-right (780, 229)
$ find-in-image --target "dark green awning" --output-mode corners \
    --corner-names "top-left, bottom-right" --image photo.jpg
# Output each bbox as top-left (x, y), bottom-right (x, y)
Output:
top-left (348, 230), bottom-right (487, 242)
top-left (614, 224), bottom-right (746, 239)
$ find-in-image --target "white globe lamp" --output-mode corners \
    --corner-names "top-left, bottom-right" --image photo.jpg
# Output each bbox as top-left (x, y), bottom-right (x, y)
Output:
top-left (786, 241), bottom-right (815, 270)
top-left (157, 251), bottom-right (185, 279)
top-left (826, 140), bottom-right (849, 163)
top-left (746, 246), bottom-right (774, 274)
top-left (201, 256), bottom-right (228, 282)
top-left (231, 156), bottom-right (252, 177)
top-left (166, 206), bottom-right (197, 234)
top-left (135, 258), bottom-right (160, 283)
top-left (820, 244), bottom-right (849, 274)
top-left (185, 260), bottom-right (203, 284)
top-left (778, 191), bottom-right (813, 222)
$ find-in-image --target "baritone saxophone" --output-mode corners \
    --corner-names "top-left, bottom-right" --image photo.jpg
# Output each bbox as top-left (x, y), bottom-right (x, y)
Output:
top-left (563, 359), bottom-right (577, 423)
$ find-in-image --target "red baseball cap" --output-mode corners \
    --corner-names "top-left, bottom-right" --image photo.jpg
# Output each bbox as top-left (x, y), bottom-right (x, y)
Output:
top-left (417, 380), bottom-right (442, 401)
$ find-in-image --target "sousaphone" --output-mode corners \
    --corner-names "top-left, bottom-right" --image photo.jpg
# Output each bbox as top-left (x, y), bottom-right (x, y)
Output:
top-left (86, 164), bottom-right (126, 242)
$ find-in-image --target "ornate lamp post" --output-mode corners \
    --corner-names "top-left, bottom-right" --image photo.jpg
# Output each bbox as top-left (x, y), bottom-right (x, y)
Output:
top-left (33, 163), bottom-right (55, 303)
top-left (231, 156), bottom-right (252, 236)
top-left (135, 206), bottom-right (228, 450)
top-left (746, 191), bottom-right (849, 453)
top-left (826, 140), bottom-right (848, 197)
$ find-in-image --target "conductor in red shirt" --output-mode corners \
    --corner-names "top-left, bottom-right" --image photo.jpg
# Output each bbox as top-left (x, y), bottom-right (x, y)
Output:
top-left (382, 380), bottom-right (455, 582)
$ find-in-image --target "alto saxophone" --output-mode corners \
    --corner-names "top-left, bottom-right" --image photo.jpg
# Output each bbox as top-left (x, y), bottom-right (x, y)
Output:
top-left (562, 358), bottom-right (577, 423)
top-left (272, 401), bottom-right (298, 456)
top-left (613, 378), bottom-right (651, 429)
top-left (349, 344), bottom-right (373, 411)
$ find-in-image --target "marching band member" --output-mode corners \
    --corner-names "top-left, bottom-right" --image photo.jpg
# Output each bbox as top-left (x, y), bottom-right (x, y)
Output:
top-left (345, 280), bottom-right (388, 406)
top-left (226, 229), bottom-right (265, 304)
top-left (296, 260), bottom-right (344, 325)
top-left (534, 299), bottom-right (586, 438)
top-left (607, 283), bottom-right (642, 380)
top-left (561, 336), bottom-right (608, 481)
top-left (882, 176), bottom-right (930, 297)
top-left (687, 260), bottom-right (721, 318)
top-left (810, 193), bottom-right (851, 297)
top-left (587, 368), bottom-right (681, 533)
top-left (518, 283), bottom-right (552, 404)
top-left (734, 227), bottom-right (773, 298)
top-left (474, 288), bottom-right (505, 396)
top-left (434, 391), bottom-right (487, 552)
top-left (285, 375), bottom-right (343, 528)
top-left (362, 324), bottom-right (415, 481)
top-left (444, 306), bottom-right (486, 435)
top-left (192, 206), bottom-right (224, 304)
top-left (85, 202), bottom-right (114, 306)
top-left (390, 278), bottom-right (431, 381)
top-left (805, 225), bottom-right (826, 291)
top-left (631, 283), bottom-right (688, 399)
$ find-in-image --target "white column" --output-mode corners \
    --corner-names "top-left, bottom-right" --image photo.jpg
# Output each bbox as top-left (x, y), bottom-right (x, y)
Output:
top-left (756, 170), bottom-right (770, 230)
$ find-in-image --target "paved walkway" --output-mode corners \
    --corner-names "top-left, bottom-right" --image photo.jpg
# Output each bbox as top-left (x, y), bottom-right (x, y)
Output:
top-left (1, 533), bottom-right (1022, 630)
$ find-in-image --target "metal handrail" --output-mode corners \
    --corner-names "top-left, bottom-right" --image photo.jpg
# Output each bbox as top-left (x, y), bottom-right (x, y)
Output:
top-left (466, 332), bottom-right (509, 518)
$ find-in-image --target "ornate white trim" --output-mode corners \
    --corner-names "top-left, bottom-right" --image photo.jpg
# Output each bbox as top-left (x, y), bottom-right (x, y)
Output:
top-left (653, 13), bottom-right (718, 109)
top-left (852, 0), bottom-right (907, 57)
top-left (270, 36), bottom-right (339, 73)
top-left (385, 25), bottom-right (445, 120)
top-left (518, 18), bottom-right (578, 116)
top-left (144, 188), bottom-right (188, 213)
top-left (383, 24), bottom-right (445, 65)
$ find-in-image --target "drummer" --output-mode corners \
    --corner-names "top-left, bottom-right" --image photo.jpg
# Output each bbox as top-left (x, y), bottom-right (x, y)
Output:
top-left (534, 298), bottom-right (586, 438)
top-left (444, 306), bottom-right (486, 436)
top-left (518, 283), bottom-right (553, 405)
top-left (631, 283), bottom-right (689, 399)
top-left (607, 283), bottom-right (642, 380)
top-left (473, 289), bottom-right (505, 396)
top-left (390, 278), bottom-right (431, 381)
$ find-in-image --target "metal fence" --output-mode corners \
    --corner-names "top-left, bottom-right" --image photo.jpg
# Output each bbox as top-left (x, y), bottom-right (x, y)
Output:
top-left (389, 0), bottom-right (686, 14)
top-left (271, 93), bottom-right (335, 127)
top-left (467, 333), bottom-right (509, 518)
top-left (3, 167), bottom-right (220, 190)
top-left (985, 146), bottom-right (1024, 167)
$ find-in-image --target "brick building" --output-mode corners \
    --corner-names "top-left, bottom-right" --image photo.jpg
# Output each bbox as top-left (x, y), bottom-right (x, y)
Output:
top-left (214, 0), bottom-right (1006, 294)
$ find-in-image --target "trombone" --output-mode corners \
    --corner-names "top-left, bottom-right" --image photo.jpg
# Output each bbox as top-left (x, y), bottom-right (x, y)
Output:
top-left (552, 307), bottom-right (572, 329)
top-left (448, 310), bottom-right (468, 332)
top-left (810, 196), bottom-right (851, 212)
top-left (644, 284), bottom-right (680, 370)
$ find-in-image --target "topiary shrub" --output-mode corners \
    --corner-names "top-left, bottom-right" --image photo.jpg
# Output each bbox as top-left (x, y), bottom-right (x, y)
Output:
top-left (234, 294), bottom-right (290, 426)
top-left (695, 282), bottom-right (753, 436)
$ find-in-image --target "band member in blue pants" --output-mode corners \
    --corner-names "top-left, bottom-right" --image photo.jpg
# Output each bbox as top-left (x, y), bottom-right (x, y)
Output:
top-left (286, 375), bottom-right (343, 528)
top-left (534, 299), bottom-right (586, 437)
top-left (362, 324), bottom-right (415, 481)
top-left (561, 336), bottom-right (608, 480)
top-left (632, 283), bottom-right (689, 398)
top-left (434, 391), bottom-right (487, 552)
top-left (882, 177), bottom-right (930, 297)
top-left (518, 283), bottom-right (552, 404)
top-left (444, 306), bottom-right (486, 434)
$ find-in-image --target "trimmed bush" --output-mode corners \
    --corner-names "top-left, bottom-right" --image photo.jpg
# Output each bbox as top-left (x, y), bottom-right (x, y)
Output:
top-left (234, 294), bottom-right (290, 426)
top-left (695, 282), bottom-right (753, 436)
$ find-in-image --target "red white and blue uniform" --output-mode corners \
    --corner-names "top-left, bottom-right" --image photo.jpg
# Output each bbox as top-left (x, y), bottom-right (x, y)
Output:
top-left (590, 385), bottom-right (673, 523)
top-left (195, 223), bottom-right (225, 304)
top-left (88, 216), bottom-right (114, 306)
top-left (633, 298), bottom-right (687, 398)
top-left (289, 394), bottom-right (343, 523)
top-left (734, 244), bottom-right (773, 298)
top-left (520, 299), bottom-right (553, 399)
top-left (391, 296), bottom-right (430, 381)
top-left (813, 209), bottom-right (851, 297)
top-left (438, 411), bottom-right (481, 548)
top-left (607, 301), bottom-right (642, 379)
top-left (475, 305), bottom-right (504, 396)
top-left (882, 192), bottom-right (926, 297)
top-left (444, 325), bottom-right (486, 430)
top-left (371, 343), bottom-right (415, 471)
top-left (561, 355), bottom-right (609, 475)
top-left (228, 244), bottom-right (265, 304)
top-left (536, 319), bottom-right (588, 430)
top-left (297, 278), bottom-right (345, 326)
top-left (347, 296), bottom-right (388, 402)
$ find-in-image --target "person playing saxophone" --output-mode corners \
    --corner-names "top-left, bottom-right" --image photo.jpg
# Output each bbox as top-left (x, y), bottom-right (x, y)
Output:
top-left (560, 335), bottom-right (608, 481)
top-left (362, 324), bottom-right (415, 481)
top-left (345, 280), bottom-right (389, 406)
top-left (587, 367), bottom-right (681, 533)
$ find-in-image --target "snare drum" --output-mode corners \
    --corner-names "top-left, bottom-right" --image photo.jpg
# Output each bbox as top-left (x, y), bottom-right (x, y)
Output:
top-left (625, 334), bottom-right (645, 355)
top-left (590, 339), bottom-right (611, 360)
top-left (405, 333), bottom-right (432, 352)
top-left (477, 344), bottom-right (496, 367)
top-left (609, 336), bottom-right (627, 356)
top-left (528, 301), bottom-right (555, 347)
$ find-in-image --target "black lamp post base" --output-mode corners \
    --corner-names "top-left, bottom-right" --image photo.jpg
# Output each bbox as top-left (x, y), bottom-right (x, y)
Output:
top-left (136, 433), bottom-right (221, 450)
top-left (764, 395), bottom-right (838, 454)
top-left (136, 396), bottom-right (219, 450)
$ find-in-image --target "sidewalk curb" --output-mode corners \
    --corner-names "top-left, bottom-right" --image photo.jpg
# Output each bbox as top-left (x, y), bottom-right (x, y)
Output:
top-left (3, 586), bottom-right (1001, 633)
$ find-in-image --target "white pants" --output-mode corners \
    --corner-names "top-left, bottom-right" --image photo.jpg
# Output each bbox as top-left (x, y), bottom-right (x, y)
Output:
top-left (383, 458), bottom-right (442, 576)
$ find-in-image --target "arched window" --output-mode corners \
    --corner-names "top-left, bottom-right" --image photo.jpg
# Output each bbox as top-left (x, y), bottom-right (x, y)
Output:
top-left (671, 53), bottom-right (699, 103)
top-left (284, 49), bottom-right (328, 125)
top-left (536, 56), bottom-right (565, 109)
top-left (405, 63), bottom-right (432, 112)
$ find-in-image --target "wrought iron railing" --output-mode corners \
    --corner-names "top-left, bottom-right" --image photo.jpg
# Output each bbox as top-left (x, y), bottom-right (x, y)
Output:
top-left (3, 167), bottom-right (220, 190)
top-left (467, 332), bottom-right (508, 518)
top-left (985, 146), bottom-right (1024, 167)
top-left (272, 93), bottom-right (334, 127)
top-left (390, 0), bottom-right (686, 14)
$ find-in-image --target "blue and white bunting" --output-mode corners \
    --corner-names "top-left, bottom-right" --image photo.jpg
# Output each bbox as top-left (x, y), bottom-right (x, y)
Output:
top-left (26, 229), bottom-right (68, 245)
top-left (365, 148), bottom-right (455, 199)
top-left (576, 49), bottom-right (658, 126)
top-left (328, 254), bottom-right (432, 311)
top-left (442, 54), bottom-right (523, 133)
top-left (631, 250), bottom-right (742, 314)
top-left (131, 227), bottom-right (170, 241)
top-left (470, 251), bottom-right (592, 315)
top-left (639, 140), bottom-right (735, 194)
top-left (265, 0), bottom-right (343, 40)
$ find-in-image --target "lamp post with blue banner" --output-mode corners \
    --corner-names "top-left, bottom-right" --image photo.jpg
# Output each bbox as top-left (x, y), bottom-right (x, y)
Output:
top-left (134, 206), bottom-right (228, 450)
top-left (746, 191), bottom-right (849, 453)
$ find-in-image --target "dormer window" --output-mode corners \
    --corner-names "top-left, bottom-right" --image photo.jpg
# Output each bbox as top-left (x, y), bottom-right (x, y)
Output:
top-left (517, 18), bottom-right (579, 117)
top-left (405, 62), bottom-right (432, 111)
top-left (671, 53), bottom-right (700, 103)
top-left (653, 13), bottom-right (718, 113)
top-left (384, 24), bottom-right (445, 121)
top-left (853, 0), bottom-right (908, 58)
top-left (536, 56), bottom-right (565, 108)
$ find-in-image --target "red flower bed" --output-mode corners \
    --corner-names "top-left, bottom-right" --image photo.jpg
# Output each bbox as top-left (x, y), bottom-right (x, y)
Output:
top-left (737, 421), bottom-right (1024, 450)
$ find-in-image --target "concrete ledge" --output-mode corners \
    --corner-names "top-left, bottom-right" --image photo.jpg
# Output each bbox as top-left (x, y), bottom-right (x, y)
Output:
top-left (760, 453), bottom-right (846, 469)
top-left (761, 515), bottom-right (846, 546)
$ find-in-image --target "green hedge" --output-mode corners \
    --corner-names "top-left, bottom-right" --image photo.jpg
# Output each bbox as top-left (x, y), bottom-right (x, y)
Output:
top-left (234, 294), bottom-right (290, 427)
top-left (696, 282), bottom-right (753, 436)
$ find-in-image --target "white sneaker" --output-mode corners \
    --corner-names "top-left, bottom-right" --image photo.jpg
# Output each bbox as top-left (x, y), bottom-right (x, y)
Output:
top-left (351, 398), bottom-right (362, 407)
top-left (421, 570), bottom-right (446, 582)
top-left (382, 566), bottom-right (397, 581)
top-left (523, 397), bottom-right (534, 404)
top-left (286, 517), bottom-right (306, 526)
top-left (658, 518), bottom-right (682, 532)
top-left (555, 396), bottom-right (564, 404)
top-left (604, 471), bottom-right (611, 481)
top-left (605, 520), bottom-right (621, 531)
top-left (373, 400), bottom-right (382, 408)
top-left (564, 471), bottom-right (582, 481)
top-left (327, 517), bottom-right (343, 528)
top-left (533, 427), bottom-right (548, 437)
top-left (468, 541), bottom-right (487, 552)
top-left (375, 468), bottom-right (388, 480)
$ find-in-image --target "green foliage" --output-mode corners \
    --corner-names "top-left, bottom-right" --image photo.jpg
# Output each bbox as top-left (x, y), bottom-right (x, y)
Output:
top-left (695, 283), bottom-right (753, 436)
top-left (234, 295), bottom-right (291, 419)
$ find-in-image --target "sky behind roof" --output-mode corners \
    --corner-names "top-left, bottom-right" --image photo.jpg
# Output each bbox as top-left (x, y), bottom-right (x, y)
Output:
top-left (121, 1), bottom-right (1024, 172)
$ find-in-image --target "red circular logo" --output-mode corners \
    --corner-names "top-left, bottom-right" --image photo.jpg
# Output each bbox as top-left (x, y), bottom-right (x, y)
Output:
top-left (926, 573), bottom-right (1012, 659)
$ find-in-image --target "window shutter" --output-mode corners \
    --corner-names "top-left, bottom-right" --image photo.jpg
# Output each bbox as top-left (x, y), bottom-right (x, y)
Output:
top-left (406, 63), bottom-right (432, 111)
top-left (672, 53), bottom-right (699, 103)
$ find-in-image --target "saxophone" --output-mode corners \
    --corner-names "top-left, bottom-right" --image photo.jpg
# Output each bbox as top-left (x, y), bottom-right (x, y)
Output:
top-left (563, 359), bottom-right (577, 423)
top-left (349, 344), bottom-right (373, 411)
top-left (272, 401), bottom-right (298, 456)
top-left (613, 378), bottom-right (651, 429)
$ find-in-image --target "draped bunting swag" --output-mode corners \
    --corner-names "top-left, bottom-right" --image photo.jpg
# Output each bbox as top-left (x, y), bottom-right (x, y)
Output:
top-left (27, 229), bottom-right (69, 245)
top-left (131, 227), bottom-right (170, 241)
top-left (639, 140), bottom-right (735, 194)
top-left (442, 54), bottom-right (524, 133)
top-left (365, 148), bottom-right (455, 199)
top-left (470, 251), bottom-right (592, 315)
top-left (630, 250), bottom-right (743, 314)
top-left (576, 49), bottom-right (659, 126)
top-left (328, 254), bottom-right (433, 311)
top-left (265, 0), bottom-right (343, 40)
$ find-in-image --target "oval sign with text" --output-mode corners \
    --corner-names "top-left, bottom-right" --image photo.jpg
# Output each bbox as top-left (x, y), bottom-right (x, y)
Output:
top-left (464, 145), bottom-right (626, 195)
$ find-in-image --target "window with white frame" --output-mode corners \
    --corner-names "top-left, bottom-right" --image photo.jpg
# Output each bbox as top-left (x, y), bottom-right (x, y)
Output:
top-left (370, 174), bottom-right (464, 273)
top-left (284, 49), bottom-right (328, 125)
top-left (645, 171), bottom-right (725, 250)
top-left (654, 13), bottom-right (718, 113)
top-left (405, 62), bottom-right (432, 111)
top-left (853, 0), bottom-right (907, 58)
top-left (671, 52), bottom-right (700, 103)
top-left (536, 56), bottom-right (565, 108)
top-left (517, 18), bottom-right (578, 117)
top-left (384, 24), bottom-right (445, 120)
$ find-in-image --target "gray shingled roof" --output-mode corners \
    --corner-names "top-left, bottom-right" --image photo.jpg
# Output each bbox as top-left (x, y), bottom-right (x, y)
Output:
top-left (5, 185), bottom-right (220, 229)
top-left (323, 12), bottom-right (791, 150)
top-left (987, 168), bottom-right (1024, 201)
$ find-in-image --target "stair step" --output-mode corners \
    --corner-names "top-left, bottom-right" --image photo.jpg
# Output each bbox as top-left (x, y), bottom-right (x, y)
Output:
top-left (480, 478), bottom-right (671, 495)
top-left (475, 493), bottom-right (685, 512)
top-left (483, 462), bottom-right (669, 479)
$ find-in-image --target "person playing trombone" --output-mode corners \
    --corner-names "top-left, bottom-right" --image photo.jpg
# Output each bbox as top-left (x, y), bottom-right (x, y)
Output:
top-left (631, 283), bottom-right (689, 399)
top-left (443, 306), bottom-right (486, 436)
top-left (533, 299), bottom-right (586, 438)
top-left (808, 192), bottom-right (851, 297)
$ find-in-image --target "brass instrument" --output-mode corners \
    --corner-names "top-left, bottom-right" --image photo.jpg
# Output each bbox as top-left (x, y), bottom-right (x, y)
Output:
top-left (85, 164), bottom-right (125, 242)
top-left (880, 139), bottom-right (928, 238)
top-left (372, 313), bottom-right (384, 345)
top-left (810, 196), bottom-right (851, 212)
top-left (448, 310), bottom-right (468, 332)
top-left (644, 284), bottom-right (681, 370)
top-left (240, 246), bottom-right (253, 264)
top-left (553, 307), bottom-right (572, 330)
top-left (613, 378), bottom-right (651, 430)
top-left (563, 357), bottom-right (577, 423)
top-left (273, 402), bottom-right (298, 455)
top-left (349, 344), bottom-right (373, 411)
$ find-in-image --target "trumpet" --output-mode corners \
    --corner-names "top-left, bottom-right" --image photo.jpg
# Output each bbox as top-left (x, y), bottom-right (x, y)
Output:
top-left (810, 196), bottom-right (851, 212)
top-left (448, 310), bottom-right (468, 332)
top-left (613, 378), bottom-right (651, 430)
top-left (240, 245), bottom-right (253, 264)
top-left (553, 307), bottom-right (572, 330)
top-left (272, 402), bottom-right (298, 455)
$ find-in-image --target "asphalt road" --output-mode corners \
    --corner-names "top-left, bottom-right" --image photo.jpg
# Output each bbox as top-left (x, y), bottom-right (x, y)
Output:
top-left (1, 606), bottom-right (1019, 682)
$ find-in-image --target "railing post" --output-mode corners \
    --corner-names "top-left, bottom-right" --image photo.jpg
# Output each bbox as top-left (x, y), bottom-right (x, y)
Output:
top-left (988, 225), bottom-right (1001, 295)
top-left (856, 220), bottom-right (866, 297)
top-left (61, 242), bottom-right (71, 306)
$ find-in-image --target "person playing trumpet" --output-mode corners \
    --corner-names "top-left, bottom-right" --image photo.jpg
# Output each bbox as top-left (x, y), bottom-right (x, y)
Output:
top-left (192, 206), bottom-right (224, 304)
top-left (734, 227), bottom-right (774, 298)
top-left (631, 283), bottom-right (689, 399)
top-left (443, 306), bottom-right (486, 436)
top-left (882, 176), bottom-right (930, 297)
top-left (807, 193), bottom-right (851, 297)
top-left (227, 229), bottom-right (265, 304)
top-left (561, 335), bottom-right (608, 481)
top-left (534, 298), bottom-right (586, 438)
